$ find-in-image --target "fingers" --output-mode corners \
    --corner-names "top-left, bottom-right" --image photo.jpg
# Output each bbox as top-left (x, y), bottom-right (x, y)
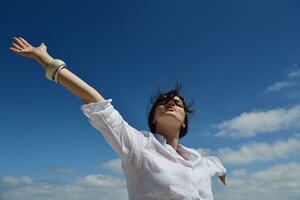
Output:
top-left (9, 47), bottom-right (21, 53)
top-left (19, 37), bottom-right (31, 47)
top-left (12, 42), bottom-right (22, 50)
top-left (13, 37), bottom-right (28, 49)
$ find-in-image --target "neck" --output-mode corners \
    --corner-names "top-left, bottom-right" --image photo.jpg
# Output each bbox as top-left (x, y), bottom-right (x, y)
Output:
top-left (156, 125), bottom-right (180, 151)
top-left (166, 135), bottom-right (179, 151)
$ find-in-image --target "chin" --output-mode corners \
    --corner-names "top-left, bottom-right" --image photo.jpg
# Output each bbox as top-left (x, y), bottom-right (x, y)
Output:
top-left (156, 115), bottom-right (181, 126)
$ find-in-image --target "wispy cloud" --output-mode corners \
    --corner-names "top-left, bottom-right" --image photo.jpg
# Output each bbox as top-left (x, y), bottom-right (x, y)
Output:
top-left (288, 66), bottom-right (300, 78)
top-left (214, 162), bottom-right (300, 200)
top-left (266, 81), bottom-right (296, 92)
top-left (265, 65), bottom-right (300, 93)
top-left (2, 162), bottom-right (299, 200)
top-left (0, 174), bottom-right (128, 200)
top-left (198, 134), bottom-right (300, 165)
top-left (0, 176), bottom-right (33, 186)
top-left (214, 105), bottom-right (300, 138)
top-left (76, 174), bottom-right (124, 188)
top-left (98, 159), bottom-right (123, 174)
top-left (36, 166), bottom-right (75, 175)
top-left (46, 167), bottom-right (75, 174)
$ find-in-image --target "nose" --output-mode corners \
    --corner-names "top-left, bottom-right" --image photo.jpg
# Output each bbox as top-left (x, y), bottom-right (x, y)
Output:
top-left (166, 99), bottom-right (176, 108)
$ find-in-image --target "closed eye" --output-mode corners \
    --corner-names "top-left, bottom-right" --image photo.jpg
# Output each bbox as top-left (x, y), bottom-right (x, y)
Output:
top-left (174, 100), bottom-right (183, 107)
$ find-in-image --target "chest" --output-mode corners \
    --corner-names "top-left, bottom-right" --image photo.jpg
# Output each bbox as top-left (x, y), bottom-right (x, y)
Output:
top-left (140, 149), bottom-right (212, 192)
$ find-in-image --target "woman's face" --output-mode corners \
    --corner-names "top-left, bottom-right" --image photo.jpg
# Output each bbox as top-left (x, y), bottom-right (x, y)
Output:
top-left (153, 95), bottom-right (186, 129)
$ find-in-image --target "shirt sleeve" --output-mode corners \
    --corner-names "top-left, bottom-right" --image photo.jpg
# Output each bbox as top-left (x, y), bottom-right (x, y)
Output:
top-left (204, 156), bottom-right (227, 177)
top-left (80, 99), bottom-right (146, 160)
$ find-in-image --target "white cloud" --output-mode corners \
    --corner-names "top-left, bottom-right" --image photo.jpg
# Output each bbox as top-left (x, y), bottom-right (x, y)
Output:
top-left (213, 162), bottom-right (300, 200)
top-left (288, 66), bottom-right (300, 78)
top-left (1, 164), bottom-right (299, 200)
top-left (46, 167), bottom-right (75, 174)
top-left (98, 159), bottom-right (123, 174)
top-left (1, 176), bottom-right (33, 186)
top-left (214, 105), bottom-right (300, 138)
top-left (197, 148), bottom-right (215, 156)
top-left (266, 81), bottom-right (295, 92)
top-left (265, 65), bottom-right (300, 93)
top-left (231, 169), bottom-right (247, 177)
top-left (198, 135), bottom-right (300, 165)
top-left (0, 174), bottom-right (128, 200)
top-left (76, 174), bottom-right (123, 188)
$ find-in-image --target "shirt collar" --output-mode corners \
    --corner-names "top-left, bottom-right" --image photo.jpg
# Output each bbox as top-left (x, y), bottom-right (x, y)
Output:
top-left (177, 144), bottom-right (201, 161)
top-left (154, 133), bottom-right (167, 144)
top-left (153, 133), bottom-right (200, 161)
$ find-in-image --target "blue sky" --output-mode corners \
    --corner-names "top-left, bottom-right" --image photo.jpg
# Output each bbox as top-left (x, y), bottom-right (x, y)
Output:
top-left (1, 0), bottom-right (300, 199)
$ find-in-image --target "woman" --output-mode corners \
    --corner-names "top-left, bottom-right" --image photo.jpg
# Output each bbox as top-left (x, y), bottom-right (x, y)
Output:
top-left (10, 37), bottom-right (226, 200)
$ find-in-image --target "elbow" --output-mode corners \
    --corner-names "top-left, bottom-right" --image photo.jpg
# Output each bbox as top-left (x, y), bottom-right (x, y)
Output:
top-left (82, 94), bottom-right (104, 104)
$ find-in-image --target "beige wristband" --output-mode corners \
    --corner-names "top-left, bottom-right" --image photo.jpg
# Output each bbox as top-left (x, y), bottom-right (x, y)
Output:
top-left (45, 59), bottom-right (66, 82)
top-left (53, 65), bottom-right (66, 84)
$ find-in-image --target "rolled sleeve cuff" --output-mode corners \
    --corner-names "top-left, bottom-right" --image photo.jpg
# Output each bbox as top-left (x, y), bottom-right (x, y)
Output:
top-left (80, 99), bottom-right (112, 114)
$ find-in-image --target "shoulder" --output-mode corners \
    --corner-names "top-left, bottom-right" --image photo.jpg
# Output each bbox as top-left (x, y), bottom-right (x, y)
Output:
top-left (203, 156), bottom-right (227, 177)
top-left (139, 130), bottom-right (156, 139)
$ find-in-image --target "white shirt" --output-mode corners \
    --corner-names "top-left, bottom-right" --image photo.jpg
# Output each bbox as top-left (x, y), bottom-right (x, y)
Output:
top-left (80, 99), bottom-right (226, 200)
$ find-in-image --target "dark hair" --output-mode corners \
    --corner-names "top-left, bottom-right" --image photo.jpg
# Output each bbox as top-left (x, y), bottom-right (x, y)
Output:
top-left (147, 82), bottom-right (194, 138)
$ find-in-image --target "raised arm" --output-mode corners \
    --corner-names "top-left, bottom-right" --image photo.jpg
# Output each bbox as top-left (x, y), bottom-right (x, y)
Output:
top-left (10, 37), bottom-right (104, 104)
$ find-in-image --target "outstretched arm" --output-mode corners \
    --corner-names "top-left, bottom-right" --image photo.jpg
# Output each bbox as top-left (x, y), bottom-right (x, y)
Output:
top-left (10, 37), bottom-right (104, 104)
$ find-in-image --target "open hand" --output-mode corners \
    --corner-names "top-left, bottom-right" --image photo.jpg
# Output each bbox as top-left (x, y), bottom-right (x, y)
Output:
top-left (10, 37), bottom-right (47, 59)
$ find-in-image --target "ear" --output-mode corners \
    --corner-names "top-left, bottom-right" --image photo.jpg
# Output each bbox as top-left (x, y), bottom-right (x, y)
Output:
top-left (182, 123), bottom-right (186, 128)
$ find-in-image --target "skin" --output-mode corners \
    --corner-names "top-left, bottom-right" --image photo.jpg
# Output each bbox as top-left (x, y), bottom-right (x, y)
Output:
top-left (153, 96), bottom-right (186, 152)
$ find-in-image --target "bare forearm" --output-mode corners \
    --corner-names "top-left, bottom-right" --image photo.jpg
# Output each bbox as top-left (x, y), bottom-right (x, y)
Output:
top-left (56, 68), bottom-right (105, 104)
top-left (34, 53), bottom-right (105, 104)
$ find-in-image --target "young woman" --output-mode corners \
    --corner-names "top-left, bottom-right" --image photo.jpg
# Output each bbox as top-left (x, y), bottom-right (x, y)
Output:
top-left (10, 37), bottom-right (226, 200)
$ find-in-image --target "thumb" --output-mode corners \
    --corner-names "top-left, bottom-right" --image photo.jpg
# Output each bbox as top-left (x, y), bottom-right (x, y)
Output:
top-left (39, 42), bottom-right (47, 50)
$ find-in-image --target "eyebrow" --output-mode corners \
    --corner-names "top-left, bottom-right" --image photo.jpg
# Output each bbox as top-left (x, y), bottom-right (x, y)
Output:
top-left (158, 94), bottom-right (184, 104)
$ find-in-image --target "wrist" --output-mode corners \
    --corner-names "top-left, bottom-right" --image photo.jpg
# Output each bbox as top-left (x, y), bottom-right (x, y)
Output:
top-left (34, 51), bottom-right (54, 69)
